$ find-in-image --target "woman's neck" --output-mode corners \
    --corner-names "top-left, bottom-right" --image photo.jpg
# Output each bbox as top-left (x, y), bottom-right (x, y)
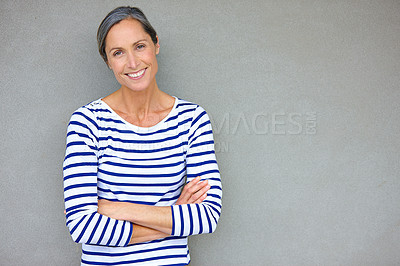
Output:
top-left (119, 83), bottom-right (161, 115)
top-left (103, 82), bottom-right (175, 127)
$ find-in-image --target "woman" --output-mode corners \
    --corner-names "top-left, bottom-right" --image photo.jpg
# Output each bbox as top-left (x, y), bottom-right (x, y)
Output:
top-left (63, 6), bottom-right (222, 265)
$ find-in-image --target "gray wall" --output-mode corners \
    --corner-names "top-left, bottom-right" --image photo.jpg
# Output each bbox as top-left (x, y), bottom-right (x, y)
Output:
top-left (1, 0), bottom-right (399, 265)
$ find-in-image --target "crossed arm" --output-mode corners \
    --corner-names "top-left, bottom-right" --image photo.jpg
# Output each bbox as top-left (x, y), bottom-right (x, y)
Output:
top-left (64, 176), bottom-right (210, 244)
top-left (98, 176), bottom-right (210, 244)
top-left (64, 106), bottom-right (222, 246)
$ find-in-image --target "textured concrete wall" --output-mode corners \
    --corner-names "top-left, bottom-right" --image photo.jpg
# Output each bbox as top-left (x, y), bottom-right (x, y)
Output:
top-left (1, 1), bottom-right (399, 265)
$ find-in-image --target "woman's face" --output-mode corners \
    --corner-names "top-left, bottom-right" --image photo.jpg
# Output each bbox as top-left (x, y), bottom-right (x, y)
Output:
top-left (105, 18), bottom-right (160, 92)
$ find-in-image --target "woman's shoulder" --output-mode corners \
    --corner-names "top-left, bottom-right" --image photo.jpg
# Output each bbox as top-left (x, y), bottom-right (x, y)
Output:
top-left (81, 98), bottom-right (107, 112)
top-left (70, 98), bottom-right (111, 121)
top-left (173, 97), bottom-right (211, 126)
top-left (174, 97), bottom-right (207, 113)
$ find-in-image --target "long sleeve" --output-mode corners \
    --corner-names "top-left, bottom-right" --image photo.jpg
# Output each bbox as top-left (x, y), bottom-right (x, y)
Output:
top-left (170, 106), bottom-right (222, 236)
top-left (63, 107), bottom-right (133, 246)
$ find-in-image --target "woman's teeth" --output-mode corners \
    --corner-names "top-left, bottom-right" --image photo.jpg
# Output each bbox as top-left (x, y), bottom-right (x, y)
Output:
top-left (127, 69), bottom-right (145, 78)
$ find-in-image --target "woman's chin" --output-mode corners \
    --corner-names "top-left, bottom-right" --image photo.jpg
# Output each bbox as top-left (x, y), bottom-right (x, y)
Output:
top-left (119, 81), bottom-right (151, 93)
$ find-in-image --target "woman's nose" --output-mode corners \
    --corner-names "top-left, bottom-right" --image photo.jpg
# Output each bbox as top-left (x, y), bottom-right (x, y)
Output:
top-left (126, 52), bottom-right (140, 69)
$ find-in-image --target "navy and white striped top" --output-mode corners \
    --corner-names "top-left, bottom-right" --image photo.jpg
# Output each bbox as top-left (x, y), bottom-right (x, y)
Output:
top-left (63, 96), bottom-right (222, 265)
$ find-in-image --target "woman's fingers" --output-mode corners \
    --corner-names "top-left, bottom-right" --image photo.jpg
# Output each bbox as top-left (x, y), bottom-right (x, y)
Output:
top-left (194, 192), bottom-right (208, 204)
top-left (175, 176), bottom-right (210, 205)
top-left (97, 199), bottom-right (114, 216)
top-left (178, 177), bottom-right (201, 203)
top-left (184, 176), bottom-right (201, 191)
top-left (190, 181), bottom-right (210, 203)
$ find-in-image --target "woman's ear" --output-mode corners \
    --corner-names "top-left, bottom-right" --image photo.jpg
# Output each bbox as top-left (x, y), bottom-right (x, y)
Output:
top-left (155, 36), bottom-right (160, 55)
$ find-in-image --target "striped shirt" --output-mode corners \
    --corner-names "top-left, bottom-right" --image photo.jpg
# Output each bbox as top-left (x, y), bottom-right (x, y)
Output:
top-left (63, 96), bottom-right (222, 265)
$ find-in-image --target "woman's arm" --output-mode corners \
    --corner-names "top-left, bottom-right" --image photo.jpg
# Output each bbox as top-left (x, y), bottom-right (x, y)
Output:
top-left (128, 224), bottom-right (169, 244)
top-left (98, 176), bottom-right (211, 236)
top-left (63, 107), bottom-right (132, 246)
top-left (98, 106), bottom-right (222, 238)
top-left (170, 106), bottom-right (222, 236)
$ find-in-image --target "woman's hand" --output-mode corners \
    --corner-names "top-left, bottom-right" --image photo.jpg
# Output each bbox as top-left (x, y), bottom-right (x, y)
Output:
top-left (94, 176), bottom-right (209, 233)
top-left (88, 177), bottom-right (210, 220)
top-left (175, 176), bottom-right (210, 205)
top-left (97, 199), bottom-right (128, 221)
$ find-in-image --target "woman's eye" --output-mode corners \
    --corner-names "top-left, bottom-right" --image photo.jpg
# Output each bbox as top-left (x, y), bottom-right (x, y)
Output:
top-left (113, 51), bottom-right (122, 56)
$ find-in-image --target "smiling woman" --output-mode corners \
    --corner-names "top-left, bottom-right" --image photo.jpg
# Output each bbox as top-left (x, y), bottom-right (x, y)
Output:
top-left (105, 19), bottom-right (160, 96)
top-left (63, 6), bottom-right (222, 266)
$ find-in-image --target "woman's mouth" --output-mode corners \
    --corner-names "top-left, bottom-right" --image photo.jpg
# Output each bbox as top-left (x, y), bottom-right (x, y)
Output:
top-left (126, 68), bottom-right (146, 80)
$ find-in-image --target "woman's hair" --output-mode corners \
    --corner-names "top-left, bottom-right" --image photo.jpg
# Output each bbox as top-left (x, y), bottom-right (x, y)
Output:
top-left (97, 6), bottom-right (158, 64)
